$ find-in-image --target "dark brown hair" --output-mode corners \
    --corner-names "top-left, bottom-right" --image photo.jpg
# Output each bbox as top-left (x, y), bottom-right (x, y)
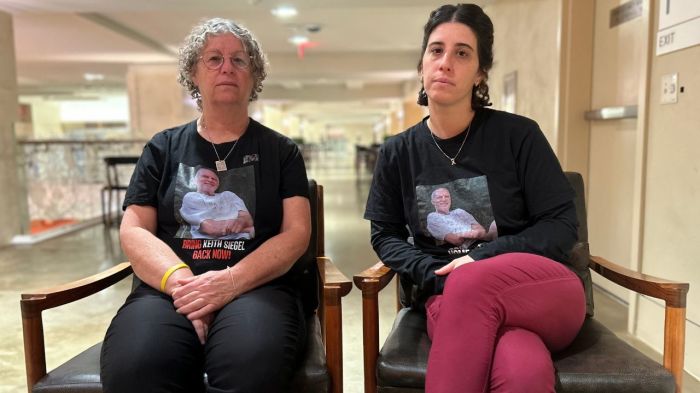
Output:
top-left (417, 4), bottom-right (493, 108)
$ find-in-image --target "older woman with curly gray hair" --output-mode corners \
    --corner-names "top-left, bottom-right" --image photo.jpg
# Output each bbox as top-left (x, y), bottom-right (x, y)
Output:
top-left (100, 18), bottom-right (312, 393)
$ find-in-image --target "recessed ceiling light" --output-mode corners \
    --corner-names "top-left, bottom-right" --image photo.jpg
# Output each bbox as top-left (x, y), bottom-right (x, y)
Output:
top-left (271, 5), bottom-right (298, 18)
top-left (288, 35), bottom-right (309, 45)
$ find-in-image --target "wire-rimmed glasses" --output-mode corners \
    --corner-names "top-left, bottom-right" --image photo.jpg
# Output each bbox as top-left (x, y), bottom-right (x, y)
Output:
top-left (199, 51), bottom-right (251, 70)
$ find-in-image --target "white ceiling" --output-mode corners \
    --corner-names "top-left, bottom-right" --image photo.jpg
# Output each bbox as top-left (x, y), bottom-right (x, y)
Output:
top-left (1, 0), bottom-right (488, 127)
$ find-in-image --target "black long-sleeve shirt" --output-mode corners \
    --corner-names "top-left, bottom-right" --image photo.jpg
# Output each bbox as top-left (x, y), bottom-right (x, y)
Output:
top-left (364, 109), bottom-right (578, 301)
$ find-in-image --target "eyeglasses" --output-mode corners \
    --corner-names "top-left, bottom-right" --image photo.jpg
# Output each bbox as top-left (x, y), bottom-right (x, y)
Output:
top-left (199, 51), bottom-right (251, 70)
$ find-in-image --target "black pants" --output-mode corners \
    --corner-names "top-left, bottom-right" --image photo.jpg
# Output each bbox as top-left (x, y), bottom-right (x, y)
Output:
top-left (100, 282), bottom-right (306, 393)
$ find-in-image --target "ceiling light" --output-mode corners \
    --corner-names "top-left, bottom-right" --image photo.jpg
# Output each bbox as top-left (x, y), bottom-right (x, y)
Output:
top-left (83, 73), bottom-right (104, 82)
top-left (288, 35), bottom-right (309, 45)
top-left (271, 5), bottom-right (298, 18)
top-left (282, 81), bottom-right (303, 89)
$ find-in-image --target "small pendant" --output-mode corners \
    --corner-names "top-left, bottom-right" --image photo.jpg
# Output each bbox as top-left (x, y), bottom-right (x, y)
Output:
top-left (450, 159), bottom-right (456, 166)
top-left (215, 160), bottom-right (227, 172)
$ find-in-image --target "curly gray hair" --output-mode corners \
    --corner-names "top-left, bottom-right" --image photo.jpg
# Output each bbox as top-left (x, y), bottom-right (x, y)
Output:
top-left (177, 18), bottom-right (268, 109)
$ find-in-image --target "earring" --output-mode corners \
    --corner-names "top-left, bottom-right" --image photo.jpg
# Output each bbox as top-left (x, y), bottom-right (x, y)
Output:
top-left (418, 86), bottom-right (428, 105)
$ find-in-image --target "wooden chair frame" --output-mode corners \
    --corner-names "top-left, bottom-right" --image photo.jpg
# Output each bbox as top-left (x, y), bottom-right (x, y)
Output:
top-left (22, 184), bottom-right (352, 393)
top-left (354, 255), bottom-right (688, 393)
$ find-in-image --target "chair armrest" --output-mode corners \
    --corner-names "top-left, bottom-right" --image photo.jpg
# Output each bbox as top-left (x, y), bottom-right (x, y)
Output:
top-left (353, 261), bottom-right (395, 294)
top-left (590, 255), bottom-right (689, 392)
top-left (21, 262), bottom-right (133, 314)
top-left (316, 256), bottom-right (351, 393)
top-left (352, 261), bottom-right (395, 393)
top-left (20, 262), bottom-right (133, 392)
top-left (589, 255), bottom-right (688, 307)
top-left (318, 256), bottom-right (352, 296)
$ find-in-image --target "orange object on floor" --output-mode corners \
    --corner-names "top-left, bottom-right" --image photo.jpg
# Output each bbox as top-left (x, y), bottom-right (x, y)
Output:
top-left (30, 219), bottom-right (78, 234)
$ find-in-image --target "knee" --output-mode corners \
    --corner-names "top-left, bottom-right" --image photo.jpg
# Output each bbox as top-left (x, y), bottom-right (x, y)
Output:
top-left (206, 349), bottom-right (292, 393)
top-left (101, 308), bottom-right (203, 391)
top-left (491, 352), bottom-right (554, 393)
top-left (490, 328), bottom-right (555, 393)
top-left (101, 341), bottom-right (204, 392)
top-left (206, 334), bottom-right (301, 392)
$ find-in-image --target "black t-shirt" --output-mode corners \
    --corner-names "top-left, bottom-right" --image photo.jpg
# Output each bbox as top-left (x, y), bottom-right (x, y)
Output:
top-left (365, 108), bottom-right (578, 299)
top-left (124, 118), bottom-right (309, 276)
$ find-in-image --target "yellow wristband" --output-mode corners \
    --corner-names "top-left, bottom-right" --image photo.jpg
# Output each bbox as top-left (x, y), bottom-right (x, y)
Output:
top-left (160, 263), bottom-right (189, 292)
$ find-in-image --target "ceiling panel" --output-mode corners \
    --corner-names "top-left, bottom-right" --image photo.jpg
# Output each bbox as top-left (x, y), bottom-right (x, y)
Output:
top-left (1, 0), bottom-right (486, 125)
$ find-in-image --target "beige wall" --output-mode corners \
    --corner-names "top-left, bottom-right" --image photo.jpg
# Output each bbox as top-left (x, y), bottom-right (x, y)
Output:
top-left (0, 11), bottom-right (28, 244)
top-left (127, 64), bottom-right (199, 139)
top-left (556, 0), bottom-right (594, 178)
top-left (637, 1), bottom-right (700, 378)
top-left (486, 0), bottom-right (561, 145)
top-left (21, 98), bottom-right (62, 138)
top-left (401, 98), bottom-right (426, 133)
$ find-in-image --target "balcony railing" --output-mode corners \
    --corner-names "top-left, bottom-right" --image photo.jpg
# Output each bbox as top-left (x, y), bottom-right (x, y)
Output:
top-left (17, 139), bottom-right (146, 227)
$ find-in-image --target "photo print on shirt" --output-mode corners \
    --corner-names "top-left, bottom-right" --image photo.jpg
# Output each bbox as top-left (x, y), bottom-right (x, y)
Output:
top-left (416, 175), bottom-right (497, 253)
top-left (174, 163), bottom-right (256, 241)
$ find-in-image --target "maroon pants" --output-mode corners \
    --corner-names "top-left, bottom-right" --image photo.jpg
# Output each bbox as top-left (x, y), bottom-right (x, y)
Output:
top-left (425, 253), bottom-right (585, 393)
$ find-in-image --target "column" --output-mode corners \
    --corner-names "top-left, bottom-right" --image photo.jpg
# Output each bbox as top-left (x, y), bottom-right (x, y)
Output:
top-left (0, 11), bottom-right (29, 244)
top-left (127, 64), bottom-right (199, 139)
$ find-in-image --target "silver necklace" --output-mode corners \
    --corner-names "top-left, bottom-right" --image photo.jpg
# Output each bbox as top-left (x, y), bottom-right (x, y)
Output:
top-left (428, 119), bottom-right (472, 166)
top-left (200, 117), bottom-right (241, 172)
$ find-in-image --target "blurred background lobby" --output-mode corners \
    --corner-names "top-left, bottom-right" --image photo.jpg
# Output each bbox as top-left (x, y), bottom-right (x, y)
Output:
top-left (0, 0), bottom-right (698, 392)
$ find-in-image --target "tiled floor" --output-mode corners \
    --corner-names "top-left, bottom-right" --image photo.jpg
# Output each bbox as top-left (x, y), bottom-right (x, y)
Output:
top-left (0, 151), bottom-right (697, 392)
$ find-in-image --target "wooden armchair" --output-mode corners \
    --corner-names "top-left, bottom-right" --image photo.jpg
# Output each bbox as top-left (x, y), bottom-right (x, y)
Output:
top-left (21, 180), bottom-right (352, 393)
top-left (354, 172), bottom-right (689, 393)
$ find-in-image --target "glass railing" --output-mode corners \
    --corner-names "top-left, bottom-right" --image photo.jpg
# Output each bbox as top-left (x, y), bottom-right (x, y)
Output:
top-left (17, 139), bottom-right (146, 231)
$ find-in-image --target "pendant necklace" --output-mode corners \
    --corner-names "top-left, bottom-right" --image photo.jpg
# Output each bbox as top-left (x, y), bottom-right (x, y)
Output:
top-left (428, 119), bottom-right (472, 166)
top-left (200, 117), bottom-right (242, 172)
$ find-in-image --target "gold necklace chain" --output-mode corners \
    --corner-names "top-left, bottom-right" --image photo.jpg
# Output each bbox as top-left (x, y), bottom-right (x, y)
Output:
top-left (428, 119), bottom-right (472, 166)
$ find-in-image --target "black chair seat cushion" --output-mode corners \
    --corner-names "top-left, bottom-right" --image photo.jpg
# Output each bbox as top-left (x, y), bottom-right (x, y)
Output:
top-left (33, 315), bottom-right (329, 393)
top-left (376, 308), bottom-right (675, 393)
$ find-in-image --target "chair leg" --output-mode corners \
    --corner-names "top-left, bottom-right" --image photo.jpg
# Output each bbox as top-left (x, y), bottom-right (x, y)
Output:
top-left (664, 305), bottom-right (686, 393)
top-left (21, 308), bottom-right (47, 393)
top-left (325, 287), bottom-right (344, 393)
top-left (101, 188), bottom-right (108, 226)
top-left (107, 188), bottom-right (115, 227)
top-left (361, 289), bottom-right (379, 393)
top-left (115, 189), bottom-right (122, 224)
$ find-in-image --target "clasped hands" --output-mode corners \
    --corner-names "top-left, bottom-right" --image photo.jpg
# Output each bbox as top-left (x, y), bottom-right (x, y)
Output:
top-left (200, 218), bottom-right (248, 238)
top-left (171, 269), bottom-right (237, 344)
top-left (443, 224), bottom-right (486, 246)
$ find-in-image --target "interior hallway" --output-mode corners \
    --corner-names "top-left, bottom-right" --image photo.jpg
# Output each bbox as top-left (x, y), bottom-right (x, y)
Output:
top-left (0, 150), bottom-right (697, 393)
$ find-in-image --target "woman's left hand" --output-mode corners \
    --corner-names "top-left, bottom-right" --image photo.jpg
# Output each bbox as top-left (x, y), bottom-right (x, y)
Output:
top-left (192, 313), bottom-right (214, 345)
top-left (172, 270), bottom-right (236, 320)
top-left (434, 255), bottom-right (475, 276)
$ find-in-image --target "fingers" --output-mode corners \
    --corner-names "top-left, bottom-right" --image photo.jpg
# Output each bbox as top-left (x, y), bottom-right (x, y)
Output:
top-left (175, 275), bottom-right (197, 287)
top-left (222, 219), bottom-right (244, 234)
top-left (173, 289), bottom-right (200, 308)
top-left (176, 296), bottom-right (206, 315)
top-left (192, 319), bottom-right (208, 345)
top-left (434, 261), bottom-right (456, 276)
top-left (187, 304), bottom-right (217, 321)
top-left (172, 271), bottom-right (232, 316)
